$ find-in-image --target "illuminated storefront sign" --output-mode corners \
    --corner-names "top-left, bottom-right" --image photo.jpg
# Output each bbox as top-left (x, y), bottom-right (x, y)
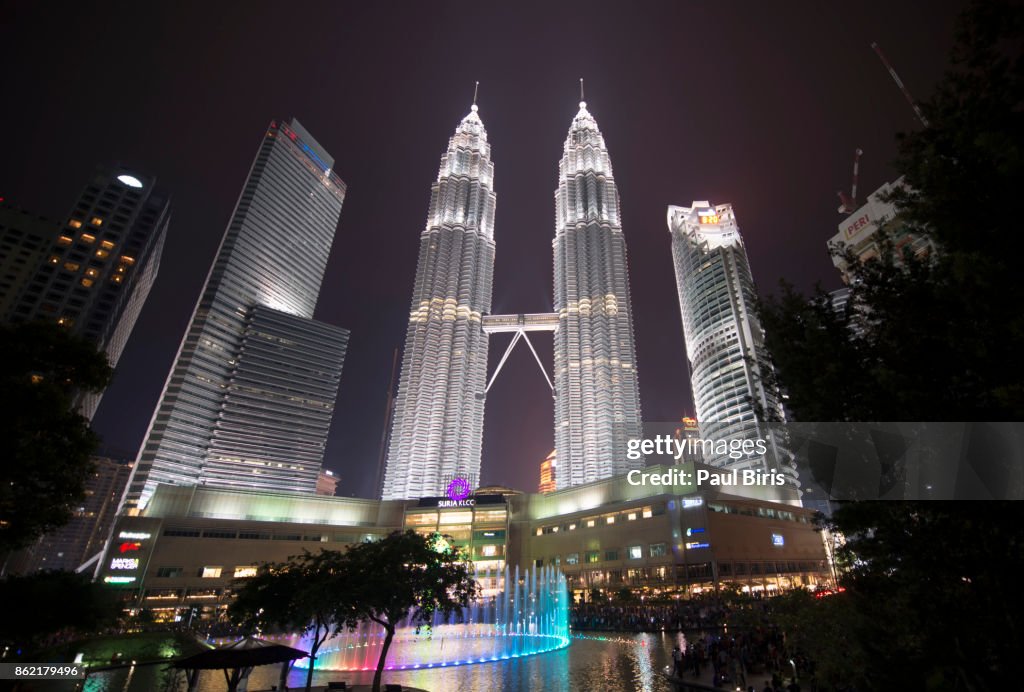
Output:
top-left (685, 541), bottom-right (710, 550)
top-left (118, 531), bottom-right (151, 540)
top-left (686, 527), bottom-right (705, 536)
top-left (119, 542), bottom-right (142, 553)
top-left (772, 533), bottom-right (785, 546)
top-left (110, 558), bottom-right (139, 570)
top-left (682, 497), bottom-right (703, 509)
top-left (104, 576), bottom-right (136, 584)
top-left (416, 494), bottom-right (505, 509)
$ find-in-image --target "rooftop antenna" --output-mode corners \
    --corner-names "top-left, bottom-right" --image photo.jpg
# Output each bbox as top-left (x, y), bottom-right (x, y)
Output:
top-left (472, 80), bottom-right (479, 107)
top-left (837, 148), bottom-right (864, 214)
top-left (870, 42), bottom-right (929, 128)
top-left (579, 77), bottom-right (585, 103)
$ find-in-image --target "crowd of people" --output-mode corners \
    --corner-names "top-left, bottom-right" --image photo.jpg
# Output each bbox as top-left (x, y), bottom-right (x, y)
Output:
top-left (669, 627), bottom-right (814, 690)
top-left (571, 595), bottom-right (818, 690)
top-left (569, 598), bottom-right (730, 631)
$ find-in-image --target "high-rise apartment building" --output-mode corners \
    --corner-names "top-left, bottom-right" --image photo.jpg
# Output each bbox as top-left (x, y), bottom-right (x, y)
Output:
top-left (828, 177), bottom-right (934, 282)
top-left (316, 469), bottom-right (339, 496)
top-left (538, 449), bottom-right (557, 493)
top-left (4, 165), bottom-right (170, 419)
top-left (552, 101), bottom-right (643, 488)
top-left (668, 202), bottom-right (800, 504)
top-left (7, 456), bottom-right (132, 574)
top-left (381, 104), bottom-right (496, 500)
top-left (123, 119), bottom-right (349, 510)
top-left (0, 205), bottom-right (59, 319)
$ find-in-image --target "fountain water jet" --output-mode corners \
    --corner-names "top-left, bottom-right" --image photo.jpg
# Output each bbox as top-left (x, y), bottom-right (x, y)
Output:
top-left (290, 563), bottom-right (569, 671)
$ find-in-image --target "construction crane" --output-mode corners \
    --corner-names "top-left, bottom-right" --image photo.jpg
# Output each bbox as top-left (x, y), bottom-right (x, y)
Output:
top-left (871, 42), bottom-right (930, 128)
top-left (837, 148), bottom-right (864, 214)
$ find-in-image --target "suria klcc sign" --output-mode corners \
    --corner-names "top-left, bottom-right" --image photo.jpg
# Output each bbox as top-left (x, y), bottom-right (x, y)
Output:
top-left (438, 477), bottom-right (474, 507)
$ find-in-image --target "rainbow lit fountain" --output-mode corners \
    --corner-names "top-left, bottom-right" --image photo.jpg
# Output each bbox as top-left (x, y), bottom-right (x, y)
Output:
top-left (292, 564), bottom-right (569, 672)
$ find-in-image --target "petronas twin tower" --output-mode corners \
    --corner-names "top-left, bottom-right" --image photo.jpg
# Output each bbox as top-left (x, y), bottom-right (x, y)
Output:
top-left (381, 97), bottom-right (643, 500)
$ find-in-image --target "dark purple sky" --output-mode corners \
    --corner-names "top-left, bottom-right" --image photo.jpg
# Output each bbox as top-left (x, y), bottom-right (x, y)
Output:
top-left (0, 1), bottom-right (964, 498)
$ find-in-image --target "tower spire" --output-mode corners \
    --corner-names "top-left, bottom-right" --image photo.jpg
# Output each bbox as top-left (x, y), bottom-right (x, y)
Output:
top-left (473, 80), bottom-right (479, 107)
top-left (579, 77), bottom-right (585, 105)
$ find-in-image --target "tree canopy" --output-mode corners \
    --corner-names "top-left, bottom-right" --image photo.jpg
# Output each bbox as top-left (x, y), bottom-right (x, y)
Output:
top-left (760, 0), bottom-right (1024, 422)
top-left (0, 322), bottom-right (112, 552)
top-left (229, 530), bottom-right (479, 692)
top-left (754, 2), bottom-right (1024, 688)
top-left (0, 570), bottom-right (120, 653)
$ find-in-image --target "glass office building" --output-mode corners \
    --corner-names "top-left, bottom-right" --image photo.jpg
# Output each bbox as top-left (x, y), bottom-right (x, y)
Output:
top-left (552, 101), bottom-right (643, 488)
top-left (382, 104), bottom-right (496, 500)
top-left (668, 202), bottom-right (799, 504)
top-left (124, 119), bottom-right (348, 510)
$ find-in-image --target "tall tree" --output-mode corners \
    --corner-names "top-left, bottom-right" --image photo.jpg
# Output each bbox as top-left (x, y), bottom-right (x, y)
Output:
top-left (760, 0), bottom-right (1024, 422)
top-left (0, 322), bottom-right (112, 553)
top-left (229, 551), bottom-right (344, 692)
top-left (0, 570), bottom-right (120, 652)
top-left (336, 531), bottom-right (479, 692)
top-left (755, 2), bottom-right (1024, 688)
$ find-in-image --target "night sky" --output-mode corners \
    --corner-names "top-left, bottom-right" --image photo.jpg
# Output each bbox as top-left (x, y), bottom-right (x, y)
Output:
top-left (1, 1), bottom-right (965, 498)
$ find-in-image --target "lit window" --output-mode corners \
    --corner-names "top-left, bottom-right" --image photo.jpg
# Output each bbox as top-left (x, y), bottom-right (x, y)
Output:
top-left (642, 507), bottom-right (653, 519)
top-left (233, 566), bottom-right (258, 578)
top-left (63, 261), bottom-right (80, 272)
top-left (100, 240), bottom-right (115, 250)
top-left (201, 567), bottom-right (222, 578)
top-left (30, 374), bottom-right (44, 384)
top-left (585, 551), bottom-right (600, 564)
top-left (48, 255), bottom-right (60, 264)
top-left (69, 219), bottom-right (83, 229)
top-left (80, 233), bottom-right (96, 243)
top-left (81, 278), bottom-right (94, 288)
top-left (568, 523), bottom-right (577, 531)
top-left (481, 545), bottom-right (498, 557)
top-left (95, 249), bottom-right (109, 259)
top-left (586, 519), bottom-right (595, 528)
top-left (90, 217), bottom-right (103, 226)
top-left (121, 255), bottom-right (135, 265)
top-left (85, 268), bottom-right (99, 277)
top-left (112, 275), bottom-right (123, 283)
top-left (628, 545), bottom-right (643, 560)
top-left (627, 513), bottom-right (637, 521)
top-left (57, 235), bottom-right (73, 246)
top-left (606, 516), bottom-right (615, 525)
top-left (535, 528), bottom-right (543, 536)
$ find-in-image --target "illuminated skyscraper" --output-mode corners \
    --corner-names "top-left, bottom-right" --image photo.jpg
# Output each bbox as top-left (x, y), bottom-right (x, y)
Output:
top-left (668, 202), bottom-right (800, 503)
top-left (124, 119), bottom-right (349, 510)
top-left (381, 103), bottom-right (496, 500)
top-left (552, 100), bottom-right (644, 488)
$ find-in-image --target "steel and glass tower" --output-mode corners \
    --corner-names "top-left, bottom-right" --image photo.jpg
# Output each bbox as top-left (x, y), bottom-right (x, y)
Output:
top-left (124, 119), bottom-right (349, 510)
top-left (669, 202), bottom-right (800, 503)
top-left (381, 104), bottom-right (496, 500)
top-left (552, 100), bottom-right (643, 487)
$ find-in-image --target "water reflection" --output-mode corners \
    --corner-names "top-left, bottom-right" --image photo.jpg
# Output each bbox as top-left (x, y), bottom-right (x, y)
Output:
top-left (37, 631), bottom-right (694, 692)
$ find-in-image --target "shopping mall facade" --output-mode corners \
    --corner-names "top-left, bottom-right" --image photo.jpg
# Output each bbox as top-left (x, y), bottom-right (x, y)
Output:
top-left (99, 463), bottom-right (832, 622)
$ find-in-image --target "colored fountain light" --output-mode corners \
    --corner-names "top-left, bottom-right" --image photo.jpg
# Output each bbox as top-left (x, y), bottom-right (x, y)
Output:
top-left (290, 564), bottom-right (569, 672)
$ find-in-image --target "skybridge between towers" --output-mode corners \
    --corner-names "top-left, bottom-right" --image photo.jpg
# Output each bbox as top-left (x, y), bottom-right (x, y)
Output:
top-left (481, 313), bottom-right (558, 395)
